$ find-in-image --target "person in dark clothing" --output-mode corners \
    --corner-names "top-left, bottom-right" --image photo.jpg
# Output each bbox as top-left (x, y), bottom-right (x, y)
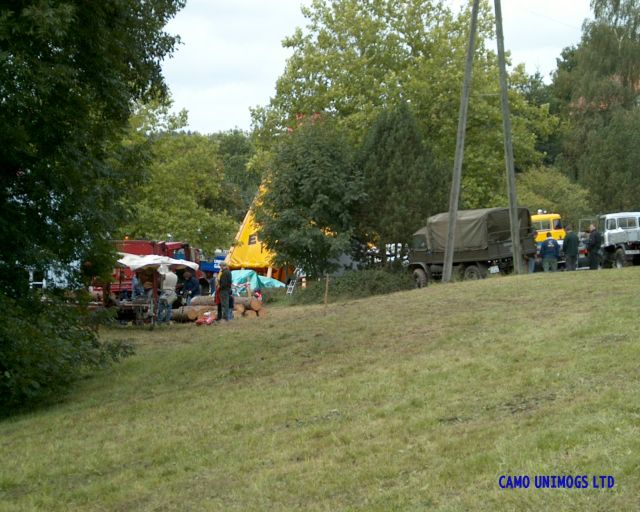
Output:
top-left (563, 225), bottom-right (579, 271)
top-left (181, 270), bottom-right (200, 304)
top-left (540, 232), bottom-right (560, 272)
top-left (218, 262), bottom-right (232, 321)
top-left (587, 224), bottom-right (602, 270)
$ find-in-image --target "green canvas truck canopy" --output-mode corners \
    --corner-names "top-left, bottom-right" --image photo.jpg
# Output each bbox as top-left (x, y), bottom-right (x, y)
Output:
top-left (419, 207), bottom-right (531, 253)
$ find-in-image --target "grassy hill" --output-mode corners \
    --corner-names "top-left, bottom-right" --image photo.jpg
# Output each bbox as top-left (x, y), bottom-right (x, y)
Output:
top-left (1, 269), bottom-right (638, 511)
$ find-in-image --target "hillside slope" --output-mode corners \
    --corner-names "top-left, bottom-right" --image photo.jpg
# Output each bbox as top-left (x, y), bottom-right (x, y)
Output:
top-left (1, 269), bottom-right (639, 511)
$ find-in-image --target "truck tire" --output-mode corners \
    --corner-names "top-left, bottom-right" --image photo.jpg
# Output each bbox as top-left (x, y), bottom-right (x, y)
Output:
top-left (614, 248), bottom-right (627, 269)
top-left (463, 264), bottom-right (485, 280)
top-left (412, 268), bottom-right (428, 288)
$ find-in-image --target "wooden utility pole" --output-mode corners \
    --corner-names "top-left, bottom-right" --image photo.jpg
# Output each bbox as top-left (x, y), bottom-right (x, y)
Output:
top-left (443, 0), bottom-right (523, 281)
top-left (494, 0), bottom-right (523, 274)
top-left (442, 0), bottom-right (480, 283)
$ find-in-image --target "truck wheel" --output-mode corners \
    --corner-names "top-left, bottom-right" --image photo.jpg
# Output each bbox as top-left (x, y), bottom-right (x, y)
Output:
top-left (463, 264), bottom-right (485, 280)
top-left (614, 248), bottom-right (626, 269)
top-left (412, 268), bottom-right (428, 288)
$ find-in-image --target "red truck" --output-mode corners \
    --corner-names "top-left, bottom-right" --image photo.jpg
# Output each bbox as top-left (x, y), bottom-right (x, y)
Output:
top-left (110, 239), bottom-right (208, 299)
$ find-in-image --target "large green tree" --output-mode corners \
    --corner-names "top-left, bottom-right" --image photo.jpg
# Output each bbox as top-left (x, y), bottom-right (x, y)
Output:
top-left (211, 130), bottom-right (260, 222)
top-left (252, 0), bottom-right (557, 208)
top-left (551, 0), bottom-right (640, 210)
top-left (119, 105), bottom-right (236, 254)
top-left (254, 118), bottom-right (364, 276)
top-left (0, 0), bottom-right (184, 411)
top-left (357, 102), bottom-right (447, 264)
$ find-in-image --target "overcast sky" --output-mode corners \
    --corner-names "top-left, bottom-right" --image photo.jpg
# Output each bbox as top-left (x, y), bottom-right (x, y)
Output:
top-left (161, 1), bottom-right (592, 134)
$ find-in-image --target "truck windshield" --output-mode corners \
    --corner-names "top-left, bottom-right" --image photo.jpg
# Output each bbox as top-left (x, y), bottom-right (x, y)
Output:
top-left (412, 235), bottom-right (427, 250)
top-left (533, 220), bottom-right (551, 231)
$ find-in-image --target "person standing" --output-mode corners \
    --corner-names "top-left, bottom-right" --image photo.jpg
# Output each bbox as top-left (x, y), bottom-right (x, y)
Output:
top-left (218, 262), bottom-right (232, 322)
top-left (157, 264), bottom-right (177, 324)
top-left (563, 225), bottom-right (579, 271)
top-left (587, 224), bottom-right (602, 270)
top-left (540, 232), bottom-right (560, 272)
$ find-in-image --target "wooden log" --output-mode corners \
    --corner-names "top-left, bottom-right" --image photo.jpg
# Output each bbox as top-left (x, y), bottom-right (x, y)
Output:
top-left (172, 306), bottom-right (213, 322)
top-left (234, 303), bottom-right (246, 315)
top-left (187, 306), bottom-right (213, 321)
top-left (172, 306), bottom-right (190, 322)
top-left (242, 310), bottom-right (258, 318)
top-left (190, 295), bottom-right (217, 306)
top-left (235, 296), bottom-right (263, 312)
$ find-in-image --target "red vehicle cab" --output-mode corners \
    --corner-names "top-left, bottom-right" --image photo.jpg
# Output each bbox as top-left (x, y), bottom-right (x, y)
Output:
top-left (110, 240), bottom-right (208, 299)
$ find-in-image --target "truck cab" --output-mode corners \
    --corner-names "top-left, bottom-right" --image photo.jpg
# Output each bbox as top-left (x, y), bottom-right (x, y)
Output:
top-left (530, 212), bottom-right (565, 247)
top-left (598, 212), bottom-right (640, 268)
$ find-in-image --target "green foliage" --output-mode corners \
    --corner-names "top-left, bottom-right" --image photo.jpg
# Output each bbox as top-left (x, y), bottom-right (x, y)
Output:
top-left (290, 268), bottom-right (414, 305)
top-left (255, 118), bottom-right (364, 277)
top-left (550, 1), bottom-right (640, 211)
top-left (253, 0), bottom-right (556, 209)
top-left (0, 293), bottom-right (134, 414)
top-left (517, 167), bottom-right (593, 227)
top-left (0, 0), bottom-right (183, 411)
top-left (357, 102), bottom-right (448, 261)
top-left (211, 130), bottom-right (260, 221)
top-left (577, 108), bottom-right (640, 211)
top-left (0, 0), bottom-right (184, 294)
top-left (120, 130), bottom-right (236, 254)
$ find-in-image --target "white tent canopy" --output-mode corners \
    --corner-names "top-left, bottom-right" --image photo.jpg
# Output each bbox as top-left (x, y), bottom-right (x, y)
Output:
top-left (117, 253), bottom-right (199, 272)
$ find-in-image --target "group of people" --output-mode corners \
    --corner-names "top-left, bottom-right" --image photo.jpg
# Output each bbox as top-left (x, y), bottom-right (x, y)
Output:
top-left (528, 224), bottom-right (602, 272)
top-left (131, 262), bottom-right (233, 324)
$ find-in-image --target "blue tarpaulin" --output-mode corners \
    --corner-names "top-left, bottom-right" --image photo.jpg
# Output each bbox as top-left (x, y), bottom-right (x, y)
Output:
top-left (231, 269), bottom-right (285, 293)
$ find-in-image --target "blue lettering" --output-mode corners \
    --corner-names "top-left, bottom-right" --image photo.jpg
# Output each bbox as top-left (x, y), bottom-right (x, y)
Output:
top-left (535, 475), bottom-right (549, 488)
top-left (576, 475), bottom-right (589, 488)
top-left (595, 475), bottom-right (615, 488)
top-left (499, 475), bottom-right (530, 489)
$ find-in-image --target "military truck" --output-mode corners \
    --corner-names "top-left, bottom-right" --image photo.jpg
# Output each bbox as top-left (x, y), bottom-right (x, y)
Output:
top-left (409, 207), bottom-right (537, 287)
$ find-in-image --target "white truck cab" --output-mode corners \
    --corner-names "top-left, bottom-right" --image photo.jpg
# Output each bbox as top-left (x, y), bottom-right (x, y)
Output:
top-left (598, 212), bottom-right (640, 268)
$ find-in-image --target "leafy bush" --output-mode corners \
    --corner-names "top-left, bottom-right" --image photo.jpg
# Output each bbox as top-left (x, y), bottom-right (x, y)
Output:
top-left (290, 269), bottom-right (413, 305)
top-left (0, 293), bottom-right (134, 415)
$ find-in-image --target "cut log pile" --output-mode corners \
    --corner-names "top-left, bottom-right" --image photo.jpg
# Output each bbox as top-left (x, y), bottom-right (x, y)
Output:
top-left (171, 296), bottom-right (267, 322)
top-left (234, 296), bottom-right (266, 318)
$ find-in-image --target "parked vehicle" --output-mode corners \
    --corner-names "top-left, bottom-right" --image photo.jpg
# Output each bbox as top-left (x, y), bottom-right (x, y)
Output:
top-left (408, 207), bottom-right (537, 286)
top-left (598, 212), bottom-right (640, 268)
top-left (531, 211), bottom-right (565, 246)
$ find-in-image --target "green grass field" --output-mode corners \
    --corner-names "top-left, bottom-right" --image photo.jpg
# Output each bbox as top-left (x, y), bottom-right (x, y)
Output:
top-left (1, 269), bottom-right (639, 511)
